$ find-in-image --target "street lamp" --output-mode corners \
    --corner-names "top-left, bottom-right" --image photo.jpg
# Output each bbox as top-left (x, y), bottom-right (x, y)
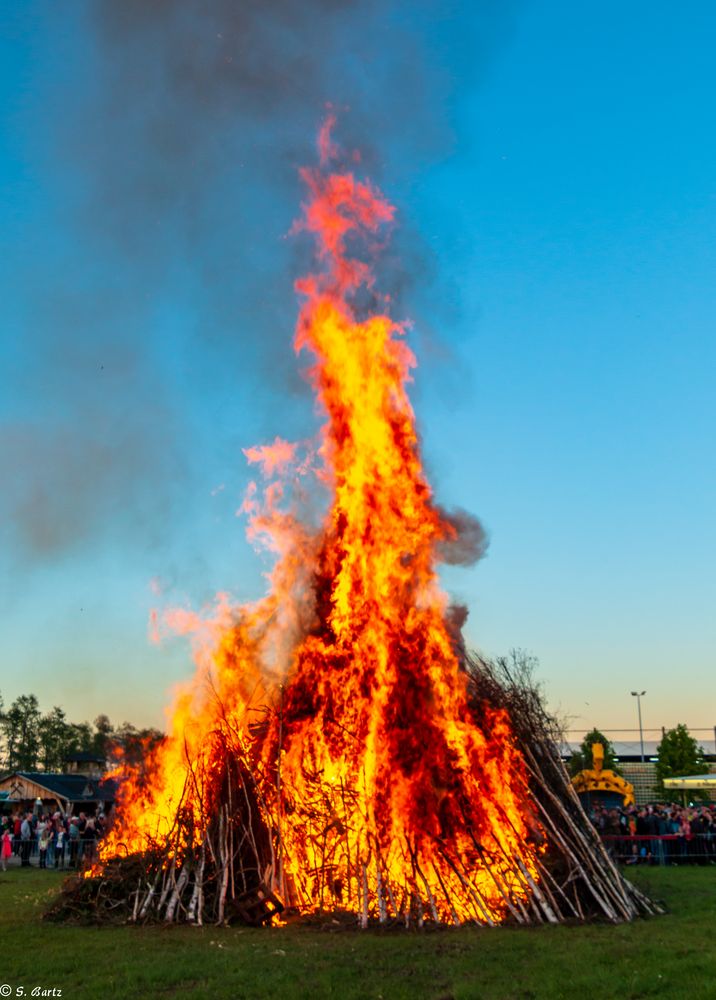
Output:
top-left (631, 691), bottom-right (646, 762)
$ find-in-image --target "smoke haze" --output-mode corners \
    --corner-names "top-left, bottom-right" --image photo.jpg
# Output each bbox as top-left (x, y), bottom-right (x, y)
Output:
top-left (2, 0), bottom-right (518, 574)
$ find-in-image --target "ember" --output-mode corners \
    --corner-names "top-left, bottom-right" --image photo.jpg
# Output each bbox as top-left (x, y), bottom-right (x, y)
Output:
top-left (48, 121), bottom-right (659, 927)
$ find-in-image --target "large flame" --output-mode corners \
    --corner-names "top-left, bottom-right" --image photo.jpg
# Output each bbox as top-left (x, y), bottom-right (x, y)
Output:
top-left (99, 120), bottom-right (542, 924)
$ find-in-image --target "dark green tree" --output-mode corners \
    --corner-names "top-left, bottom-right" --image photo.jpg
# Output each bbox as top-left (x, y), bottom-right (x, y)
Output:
top-left (0, 695), bottom-right (165, 775)
top-left (66, 721), bottom-right (94, 755)
top-left (568, 728), bottom-right (621, 777)
top-left (110, 722), bottom-right (165, 772)
top-left (38, 706), bottom-right (73, 771)
top-left (0, 691), bottom-right (5, 766)
top-left (656, 724), bottom-right (709, 801)
top-left (91, 714), bottom-right (115, 761)
top-left (0, 694), bottom-right (42, 770)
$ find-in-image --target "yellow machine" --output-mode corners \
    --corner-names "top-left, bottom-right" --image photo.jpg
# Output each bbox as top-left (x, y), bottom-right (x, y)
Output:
top-left (571, 742), bottom-right (635, 808)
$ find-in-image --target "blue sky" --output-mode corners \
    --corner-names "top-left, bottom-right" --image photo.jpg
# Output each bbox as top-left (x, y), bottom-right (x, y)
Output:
top-left (1, 1), bottom-right (714, 741)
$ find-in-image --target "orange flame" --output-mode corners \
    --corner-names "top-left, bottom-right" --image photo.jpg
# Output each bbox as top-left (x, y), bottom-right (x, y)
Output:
top-left (99, 120), bottom-right (542, 923)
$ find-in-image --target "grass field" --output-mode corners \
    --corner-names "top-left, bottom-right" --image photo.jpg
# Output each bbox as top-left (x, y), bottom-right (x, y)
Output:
top-left (0, 866), bottom-right (714, 1000)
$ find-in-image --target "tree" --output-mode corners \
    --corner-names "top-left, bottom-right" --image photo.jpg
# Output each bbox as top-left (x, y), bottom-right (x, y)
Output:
top-left (568, 728), bottom-right (621, 777)
top-left (66, 721), bottom-right (93, 755)
top-left (0, 695), bottom-right (42, 771)
top-left (38, 706), bottom-right (73, 772)
top-left (0, 694), bottom-right (165, 775)
top-left (92, 714), bottom-right (115, 762)
top-left (110, 721), bottom-right (165, 777)
top-left (656, 724), bottom-right (709, 801)
top-left (0, 691), bottom-right (5, 767)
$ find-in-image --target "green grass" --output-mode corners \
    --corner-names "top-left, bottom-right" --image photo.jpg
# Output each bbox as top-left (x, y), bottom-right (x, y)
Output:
top-left (0, 866), bottom-right (714, 999)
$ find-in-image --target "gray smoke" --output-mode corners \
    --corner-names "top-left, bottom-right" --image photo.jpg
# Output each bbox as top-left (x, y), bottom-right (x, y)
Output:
top-left (435, 507), bottom-right (490, 566)
top-left (2, 0), bottom-right (518, 572)
top-left (445, 602), bottom-right (470, 661)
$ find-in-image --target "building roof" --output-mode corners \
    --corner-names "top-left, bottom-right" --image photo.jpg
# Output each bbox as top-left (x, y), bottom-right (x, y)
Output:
top-left (662, 774), bottom-right (716, 790)
top-left (64, 751), bottom-right (106, 763)
top-left (12, 772), bottom-right (117, 803)
top-left (560, 740), bottom-right (714, 762)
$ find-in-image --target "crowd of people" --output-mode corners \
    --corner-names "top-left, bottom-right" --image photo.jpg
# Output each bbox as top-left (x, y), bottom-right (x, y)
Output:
top-left (2, 801), bottom-right (715, 872)
top-left (0, 810), bottom-right (108, 870)
top-left (590, 802), bottom-right (716, 864)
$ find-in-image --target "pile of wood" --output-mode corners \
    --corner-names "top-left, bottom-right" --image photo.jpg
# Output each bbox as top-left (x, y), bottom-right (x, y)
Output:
top-left (465, 653), bottom-right (661, 923)
top-left (46, 734), bottom-right (280, 927)
top-left (45, 654), bottom-right (661, 927)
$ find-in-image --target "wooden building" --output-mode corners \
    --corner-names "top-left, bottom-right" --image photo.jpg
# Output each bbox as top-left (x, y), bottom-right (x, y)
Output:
top-left (0, 770), bottom-right (117, 817)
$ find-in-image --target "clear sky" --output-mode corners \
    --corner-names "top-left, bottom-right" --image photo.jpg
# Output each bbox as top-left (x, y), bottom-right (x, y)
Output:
top-left (1, 1), bottom-right (714, 741)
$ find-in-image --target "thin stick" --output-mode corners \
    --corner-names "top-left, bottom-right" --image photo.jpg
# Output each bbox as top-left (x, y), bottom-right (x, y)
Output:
top-left (375, 854), bottom-right (387, 925)
top-left (361, 862), bottom-right (369, 929)
top-left (165, 867), bottom-right (189, 922)
top-left (431, 862), bottom-right (460, 927)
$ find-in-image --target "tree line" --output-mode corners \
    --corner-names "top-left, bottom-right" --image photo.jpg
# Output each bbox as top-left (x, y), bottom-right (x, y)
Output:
top-left (569, 724), bottom-right (711, 801)
top-left (0, 692), bottom-right (164, 773)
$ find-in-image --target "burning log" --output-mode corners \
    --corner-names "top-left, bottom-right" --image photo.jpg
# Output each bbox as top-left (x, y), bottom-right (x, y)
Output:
top-left (47, 119), bottom-right (660, 929)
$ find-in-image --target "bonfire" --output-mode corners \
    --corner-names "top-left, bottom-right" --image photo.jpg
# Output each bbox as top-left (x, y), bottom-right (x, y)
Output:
top-left (48, 120), bottom-right (659, 928)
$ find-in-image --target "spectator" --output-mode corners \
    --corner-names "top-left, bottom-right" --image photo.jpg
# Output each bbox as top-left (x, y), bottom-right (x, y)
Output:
top-left (46, 817), bottom-right (56, 868)
top-left (1, 826), bottom-right (12, 872)
top-left (20, 813), bottom-right (32, 867)
top-left (597, 801), bottom-right (716, 865)
top-left (68, 816), bottom-right (80, 867)
top-left (83, 818), bottom-right (97, 865)
top-left (38, 822), bottom-right (50, 869)
top-left (55, 819), bottom-right (65, 869)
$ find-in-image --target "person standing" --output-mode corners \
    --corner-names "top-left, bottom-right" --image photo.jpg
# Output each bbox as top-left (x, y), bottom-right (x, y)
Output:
top-left (77, 812), bottom-right (87, 866)
top-left (38, 823), bottom-right (50, 868)
top-left (20, 813), bottom-right (32, 867)
top-left (68, 817), bottom-right (80, 868)
top-left (82, 818), bottom-right (97, 866)
top-left (1, 827), bottom-right (12, 871)
top-left (12, 815), bottom-right (21, 856)
top-left (45, 817), bottom-right (56, 869)
top-left (35, 814), bottom-right (46, 863)
top-left (55, 820), bottom-right (64, 868)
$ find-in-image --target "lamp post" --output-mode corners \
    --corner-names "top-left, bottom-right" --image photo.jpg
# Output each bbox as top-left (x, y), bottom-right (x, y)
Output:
top-left (631, 690), bottom-right (646, 762)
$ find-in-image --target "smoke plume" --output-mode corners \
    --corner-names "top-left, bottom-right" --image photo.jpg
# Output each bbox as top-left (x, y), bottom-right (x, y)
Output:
top-left (436, 507), bottom-right (490, 566)
top-left (2, 0), bottom-right (518, 574)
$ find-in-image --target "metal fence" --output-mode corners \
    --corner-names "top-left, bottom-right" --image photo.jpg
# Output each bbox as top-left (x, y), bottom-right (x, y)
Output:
top-left (7, 834), bottom-right (714, 874)
top-left (601, 833), bottom-right (716, 865)
top-left (562, 727), bottom-right (716, 758)
top-left (6, 834), bottom-right (98, 869)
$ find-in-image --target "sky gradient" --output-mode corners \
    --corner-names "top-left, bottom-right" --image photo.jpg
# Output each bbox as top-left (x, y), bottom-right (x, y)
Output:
top-left (1, 1), bottom-right (714, 744)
